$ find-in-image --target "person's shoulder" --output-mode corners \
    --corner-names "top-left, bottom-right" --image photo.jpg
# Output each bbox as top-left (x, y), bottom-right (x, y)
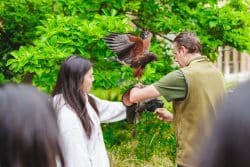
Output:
top-left (168, 69), bottom-right (183, 76)
top-left (57, 106), bottom-right (82, 134)
top-left (165, 69), bottom-right (184, 80)
top-left (56, 100), bottom-right (79, 126)
top-left (154, 69), bottom-right (185, 87)
top-left (52, 94), bottom-right (66, 109)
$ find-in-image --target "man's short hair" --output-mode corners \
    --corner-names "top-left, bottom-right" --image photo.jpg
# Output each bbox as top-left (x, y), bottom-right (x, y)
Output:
top-left (174, 32), bottom-right (202, 54)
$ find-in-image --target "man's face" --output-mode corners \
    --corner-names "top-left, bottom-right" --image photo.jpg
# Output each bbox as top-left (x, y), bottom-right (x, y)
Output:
top-left (172, 43), bottom-right (189, 68)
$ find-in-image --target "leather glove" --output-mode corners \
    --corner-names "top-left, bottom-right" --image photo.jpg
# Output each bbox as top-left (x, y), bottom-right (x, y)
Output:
top-left (122, 84), bottom-right (144, 107)
top-left (122, 87), bottom-right (133, 107)
top-left (124, 97), bottom-right (164, 123)
top-left (122, 84), bottom-right (164, 123)
top-left (138, 98), bottom-right (164, 112)
top-left (125, 98), bottom-right (164, 123)
top-left (126, 104), bottom-right (139, 124)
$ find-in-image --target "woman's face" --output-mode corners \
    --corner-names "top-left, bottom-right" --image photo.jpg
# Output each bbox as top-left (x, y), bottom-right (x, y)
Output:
top-left (81, 67), bottom-right (94, 92)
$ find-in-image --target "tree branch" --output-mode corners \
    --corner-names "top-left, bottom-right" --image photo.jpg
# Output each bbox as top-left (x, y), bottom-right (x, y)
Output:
top-left (130, 19), bottom-right (173, 42)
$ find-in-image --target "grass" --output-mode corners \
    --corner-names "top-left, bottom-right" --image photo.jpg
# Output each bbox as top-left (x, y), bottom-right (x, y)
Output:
top-left (109, 147), bottom-right (175, 167)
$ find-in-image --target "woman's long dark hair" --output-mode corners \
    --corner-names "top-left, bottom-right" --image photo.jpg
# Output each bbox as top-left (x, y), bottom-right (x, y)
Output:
top-left (52, 55), bottom-right (99, 138)
top-left (0, 84), bottom-right (64, 167)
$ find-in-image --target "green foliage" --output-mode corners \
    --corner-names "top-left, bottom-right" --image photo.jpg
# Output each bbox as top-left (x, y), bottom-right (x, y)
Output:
top-left (133, 0), bottom-right (250, 61)
top-left (0, 0), bottom-right (54, 80)
top-left (1, 0), bottom-right (249, 89)
top-left (7, 12), bottom-right (134, 91)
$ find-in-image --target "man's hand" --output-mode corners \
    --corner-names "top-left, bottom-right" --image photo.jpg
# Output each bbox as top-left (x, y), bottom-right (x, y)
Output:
top-left (154, 108), bottom-right (173, 122)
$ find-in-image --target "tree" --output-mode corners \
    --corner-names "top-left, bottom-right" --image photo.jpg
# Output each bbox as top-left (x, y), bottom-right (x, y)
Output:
top-left (1, 0), bottom-right (249, 92)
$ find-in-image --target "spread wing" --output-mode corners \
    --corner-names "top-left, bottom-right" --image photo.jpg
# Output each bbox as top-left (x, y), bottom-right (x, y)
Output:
top-left (130, 33), bottom-right (152, 65)
top-left (104, 31), bottom-right (156, 78)
top-left (103, 32), bottom-right (144, 65)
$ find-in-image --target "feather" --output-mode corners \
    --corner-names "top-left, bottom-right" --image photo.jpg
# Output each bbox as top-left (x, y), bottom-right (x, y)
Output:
top-left (104, 31), bottom-right (157, 78)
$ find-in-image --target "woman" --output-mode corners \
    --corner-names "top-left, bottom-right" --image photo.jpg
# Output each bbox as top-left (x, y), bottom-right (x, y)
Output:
top-left (52, 55), bottom-right (127, 167)
top-left (0, 84), bottom-right (64, 167)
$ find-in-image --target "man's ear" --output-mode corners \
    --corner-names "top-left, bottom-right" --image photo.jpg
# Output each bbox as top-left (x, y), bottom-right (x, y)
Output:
top-left (180, 46), bottom-right (188, 54)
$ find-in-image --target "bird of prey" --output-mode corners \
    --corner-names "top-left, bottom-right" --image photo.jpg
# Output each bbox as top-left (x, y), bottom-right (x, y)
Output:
top-left (103, 30), bottom-right (157, 78)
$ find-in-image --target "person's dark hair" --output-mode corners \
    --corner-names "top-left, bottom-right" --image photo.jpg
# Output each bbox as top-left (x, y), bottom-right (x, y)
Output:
top-left (0, 84), bottom-right (64, 167)
top-left (197, 81), bottom-right (250, 167)
top-left (52, 55), bottom-right (99, 139)
top-left (174, 32), bottom-right (202, 53)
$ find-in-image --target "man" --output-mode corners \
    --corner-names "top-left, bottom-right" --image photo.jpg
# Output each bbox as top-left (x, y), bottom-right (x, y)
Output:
top-left (123, 32), bottom-right (225, 167)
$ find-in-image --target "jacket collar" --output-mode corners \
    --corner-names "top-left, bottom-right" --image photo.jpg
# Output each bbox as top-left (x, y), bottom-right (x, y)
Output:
top-left (187, 54), bottom-right (209, 66)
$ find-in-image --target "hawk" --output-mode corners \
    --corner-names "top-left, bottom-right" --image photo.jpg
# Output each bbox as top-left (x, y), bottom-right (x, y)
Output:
top-left (103, 30), bottom-right (157, 78)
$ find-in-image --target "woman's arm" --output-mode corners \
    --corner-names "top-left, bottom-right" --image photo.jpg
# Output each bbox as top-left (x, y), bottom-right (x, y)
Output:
top-left (89, 94), bottom-right (127, 123)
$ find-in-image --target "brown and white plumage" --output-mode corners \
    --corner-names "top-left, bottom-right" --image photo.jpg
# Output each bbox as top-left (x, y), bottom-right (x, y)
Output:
top-left (104, 31), bottom-right (157, 78)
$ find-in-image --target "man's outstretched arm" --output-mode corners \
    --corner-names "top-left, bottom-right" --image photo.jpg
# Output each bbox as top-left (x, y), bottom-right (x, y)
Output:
top-left (129, 85), bottom-right (161, 103)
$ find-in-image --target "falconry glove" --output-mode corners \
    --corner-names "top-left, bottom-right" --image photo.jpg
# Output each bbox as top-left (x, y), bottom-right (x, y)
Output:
top-left (122, 86), bottom-right (164, 123)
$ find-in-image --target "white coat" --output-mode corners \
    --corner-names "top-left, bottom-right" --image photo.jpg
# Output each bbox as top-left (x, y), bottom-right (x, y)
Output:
top-left (53, 94), bottom-right (126, 167)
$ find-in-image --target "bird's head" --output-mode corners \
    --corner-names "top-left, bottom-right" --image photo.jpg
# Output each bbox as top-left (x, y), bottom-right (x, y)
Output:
top-left (140, 30), bottom-right (152, 39)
